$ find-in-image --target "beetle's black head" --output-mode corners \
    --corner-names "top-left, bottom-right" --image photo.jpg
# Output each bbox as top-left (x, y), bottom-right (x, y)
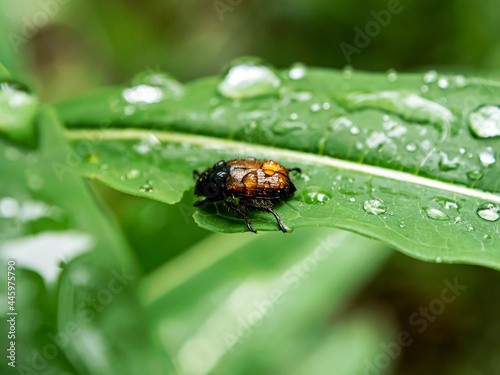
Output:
top-left (193, 160), bottom-right (228, 201)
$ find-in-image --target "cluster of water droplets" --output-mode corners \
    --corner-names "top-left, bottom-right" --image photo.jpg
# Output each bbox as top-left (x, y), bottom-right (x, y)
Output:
top-left (421, 71), bottom-right (500, 143)
top-left (422, 71), bottom-right (467, 90)
top-left (299, 172), bottom-right (498, 240)
top-left (110, 61), bottom-right (500, 230)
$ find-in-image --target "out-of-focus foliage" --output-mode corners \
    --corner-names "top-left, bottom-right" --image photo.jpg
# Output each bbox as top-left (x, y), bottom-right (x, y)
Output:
top-left (0, 88), bottom-right (173, 373)
top-left (1, 0), bottom-right (500, 374)
top-left (2, 0), bottom-right (500, 101)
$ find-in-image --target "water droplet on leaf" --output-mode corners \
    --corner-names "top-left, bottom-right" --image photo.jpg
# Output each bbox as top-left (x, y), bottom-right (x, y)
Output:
top-left (271, 121), bottom-right (307, 135)
top-left (310, 103), bottom-right (321, 112)
top-left (479, 147), bottom-right (496, 166)
top-left (218, 60), bottom-right (281, 99)
top-left (301, 188), bottom-right (332, 205)
top-left (439, 152), bottom-right (461, 171)
top-left (466, 170), bottom-right (483, 180)
top-left (288, 63), bottom-right (307, 80)
top-left (423, 70), bottom-right (438, 83)
top-left (437, 78), bottom-right (449, 89)
top-left (387, 69), bottom-right (398, 82)
top-left (0, 197), bottom-right (20, 218)
top-left (139, 183), bottom-right (154, 193)
top-left (338, 90), bottom-right (454, 141)
top-left (126, 169), bottom-right (140, 180)
top-left (350, 126), bottom-right (360, 135)
top-left (477, 202), bottom-right (499, 222)
top-left (454, 75), bottom-right (467, 88)
top-left (133, 133), bottom-right (161, 154)
top-left (469, 105), bottom-right (500, 138)
top-left (343, 65), bottom-right (353, 79)
top-left (424, 207), bottom-right (449, 221)
top-left (329, 117), bottom-right (353, 132)
top-left (363, 198), bottom-right (387, 215)
top-left (406, 143), bottom-right (417, 152)
top-left (131, 71), bottom-right (185, 97)
top-left (123, 85), bottom-right (164, 104)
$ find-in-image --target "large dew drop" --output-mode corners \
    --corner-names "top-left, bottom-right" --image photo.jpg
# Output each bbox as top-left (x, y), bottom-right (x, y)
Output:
top-left (469, 106), bottom-right (500, 138)
top-left (479, 147), bottom-right (496, 166)
top-left (218, 61), bottom-right (281, 99)
top-left (477, 202), bottom-right (499, 222)
top-left (363, 198), bottom-right (387, 215)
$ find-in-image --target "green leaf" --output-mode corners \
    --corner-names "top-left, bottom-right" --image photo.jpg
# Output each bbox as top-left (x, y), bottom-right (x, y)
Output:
top-left (141, 228), bottom-right (394, 374)
top-left (57, 65), bottom-right (500, 269)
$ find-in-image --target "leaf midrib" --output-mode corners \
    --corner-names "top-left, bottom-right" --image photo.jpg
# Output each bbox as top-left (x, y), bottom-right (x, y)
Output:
top-left (66, 128), bottom-right (500, 203)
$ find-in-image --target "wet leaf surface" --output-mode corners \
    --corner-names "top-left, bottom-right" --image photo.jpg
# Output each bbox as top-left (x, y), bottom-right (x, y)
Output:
top-left (57, 65), bottom-right (500, 269)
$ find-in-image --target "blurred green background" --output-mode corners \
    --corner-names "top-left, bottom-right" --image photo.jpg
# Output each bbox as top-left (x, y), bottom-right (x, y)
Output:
top-left (2, 0), bottom-right (500, 102)
top-left (2, 0), bottom-right (500, 374)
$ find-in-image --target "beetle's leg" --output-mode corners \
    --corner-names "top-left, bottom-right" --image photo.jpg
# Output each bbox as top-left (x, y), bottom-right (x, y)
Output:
top-left (194, 198), bottom-right (210, 208)
top-left (193, 170), bottom-right (201, 179)
top-left (243, 200), bottom-right (290, 233)
top-left (288, 167), bottom-right (301, 174)
top-left (252, 205), bottom-right (291, 233)
top-left (225, 201), bottom-right (257, 234)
